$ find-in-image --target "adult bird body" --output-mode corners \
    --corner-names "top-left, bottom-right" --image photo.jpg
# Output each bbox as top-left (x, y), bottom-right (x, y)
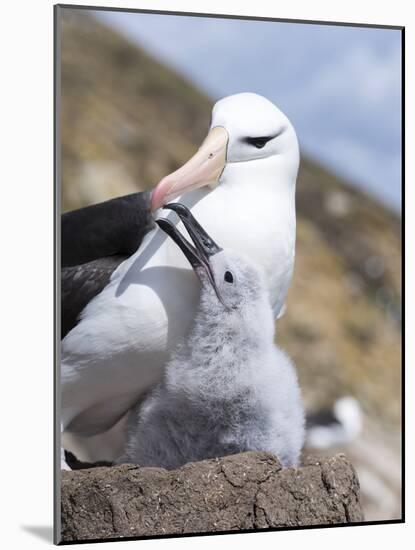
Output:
top-left (61, 93), bottom-right (300, 446)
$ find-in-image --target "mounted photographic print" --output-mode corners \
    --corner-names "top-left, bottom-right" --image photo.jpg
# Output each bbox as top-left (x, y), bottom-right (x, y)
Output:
top-left (54, 4), bottom-right (404, 544)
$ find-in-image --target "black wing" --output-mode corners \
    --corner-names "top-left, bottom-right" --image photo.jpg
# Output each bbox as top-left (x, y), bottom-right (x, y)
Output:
top-left (61, 256), bottom-right (125, 338)
top-left (61, 191), bottom-right (155, 338)
top-left (62, 191), bottom-right (154, 267)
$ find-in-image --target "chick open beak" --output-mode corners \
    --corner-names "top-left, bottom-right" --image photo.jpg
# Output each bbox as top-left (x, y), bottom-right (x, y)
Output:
top-left (163, 202), bottom-right (221, 259)
top-left (151, 126), bottom-right (229, 212)
top-left (155, 203), bottom-right (226, 306)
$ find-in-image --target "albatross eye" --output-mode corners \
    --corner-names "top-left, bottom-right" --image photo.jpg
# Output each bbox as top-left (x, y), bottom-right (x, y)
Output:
top-left (224, 271), bottom-right (234, 283)
top-left (245, 136), bottom-right (271, 149)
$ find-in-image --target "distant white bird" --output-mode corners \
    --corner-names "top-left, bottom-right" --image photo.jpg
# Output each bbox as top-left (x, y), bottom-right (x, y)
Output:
top-left (306, 397), bottom-right (363, 449)
top-left (118, 204), bottom-right (304, 469)
top-left (61, 93), bottom-right (300, 459)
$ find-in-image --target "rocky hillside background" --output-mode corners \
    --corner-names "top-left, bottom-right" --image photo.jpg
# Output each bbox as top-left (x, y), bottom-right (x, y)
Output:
top-left (59, 9), bottom-right (402, 521)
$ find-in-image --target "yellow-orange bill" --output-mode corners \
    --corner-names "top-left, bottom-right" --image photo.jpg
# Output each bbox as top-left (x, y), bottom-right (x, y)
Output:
top-left (150, 126), bottom-right (229, 212)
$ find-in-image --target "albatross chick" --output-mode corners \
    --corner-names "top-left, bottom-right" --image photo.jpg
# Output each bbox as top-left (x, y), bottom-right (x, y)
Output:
top-left (118, 204), bottom-right (304, 469)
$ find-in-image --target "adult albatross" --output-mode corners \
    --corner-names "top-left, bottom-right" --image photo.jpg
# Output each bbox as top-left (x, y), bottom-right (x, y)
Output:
top-left (61, 92), bottom-right (299, 458)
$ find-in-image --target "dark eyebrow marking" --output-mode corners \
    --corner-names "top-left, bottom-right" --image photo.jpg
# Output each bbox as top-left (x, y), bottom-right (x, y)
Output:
top-left (242, 131), bottom-right (282, 148)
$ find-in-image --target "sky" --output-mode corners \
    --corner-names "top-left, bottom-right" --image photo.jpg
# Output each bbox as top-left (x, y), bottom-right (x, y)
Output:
top-left (94, 10), bottom-right (402, 212)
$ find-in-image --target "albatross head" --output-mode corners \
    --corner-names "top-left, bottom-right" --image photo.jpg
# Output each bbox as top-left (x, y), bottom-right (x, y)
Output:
top-left (150, 92), bottom-right (299, 211)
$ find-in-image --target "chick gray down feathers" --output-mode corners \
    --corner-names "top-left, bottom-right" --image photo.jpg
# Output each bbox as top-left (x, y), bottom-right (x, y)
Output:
top-left (118, 235), bottom-right (304, 469)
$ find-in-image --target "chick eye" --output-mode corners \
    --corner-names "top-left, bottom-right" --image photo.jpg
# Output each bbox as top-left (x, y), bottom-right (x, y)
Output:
top-left (245, 136), bottom-right (271, 149)
top-left (224, 270), bottom-right (234, 283)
